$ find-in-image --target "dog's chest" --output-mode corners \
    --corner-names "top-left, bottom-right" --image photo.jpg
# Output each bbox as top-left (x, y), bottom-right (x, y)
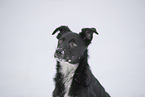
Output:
top-left (59, 61), bottom-right (78, 97)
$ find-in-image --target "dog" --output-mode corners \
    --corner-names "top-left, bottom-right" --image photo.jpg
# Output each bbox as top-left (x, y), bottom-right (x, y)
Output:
top-left (52, 26), bottom-right (110, 97)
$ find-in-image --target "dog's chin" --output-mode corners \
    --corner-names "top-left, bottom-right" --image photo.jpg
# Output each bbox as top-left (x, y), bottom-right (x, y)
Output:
top-left (55, 58), bottom-right (72, 63)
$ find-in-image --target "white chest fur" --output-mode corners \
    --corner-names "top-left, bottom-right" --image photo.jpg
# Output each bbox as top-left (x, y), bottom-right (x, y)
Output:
top-left (59, 61), bottom-right (78, 97)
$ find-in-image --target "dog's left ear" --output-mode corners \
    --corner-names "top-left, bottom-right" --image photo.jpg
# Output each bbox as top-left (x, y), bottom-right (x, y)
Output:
top-left (79, 28), bottom-right (98, 45)
top-left (52, 26), bottom-right (71, 39)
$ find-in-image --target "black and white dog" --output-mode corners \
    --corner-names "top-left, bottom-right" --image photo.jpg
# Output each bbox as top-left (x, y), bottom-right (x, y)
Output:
top-left (52, 26), bottom-right (110, 97)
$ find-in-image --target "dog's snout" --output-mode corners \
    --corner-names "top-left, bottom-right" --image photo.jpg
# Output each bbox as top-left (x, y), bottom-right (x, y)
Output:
top-left (56, 49), bottom-right (65, 55)
top-left (56, 49), bottom-right (62, 55)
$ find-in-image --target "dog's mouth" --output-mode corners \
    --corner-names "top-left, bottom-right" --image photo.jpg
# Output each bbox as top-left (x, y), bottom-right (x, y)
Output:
top-left (55, 58), bottom-right (72, 63)
top-left (54, 52), bottom-right (72, 63)
top-left (54, 48), bottom-right (80, 64)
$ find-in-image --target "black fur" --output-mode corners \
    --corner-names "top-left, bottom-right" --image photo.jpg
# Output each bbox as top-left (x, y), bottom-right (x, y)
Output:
top-left (52, 26), bottom-right (71, 39)
top-left (52, 26), bottom-right (110, 97)
top-left (53, 61), bottom-right (65, 96)
top-left (80, 28), bottom-right (98, 46)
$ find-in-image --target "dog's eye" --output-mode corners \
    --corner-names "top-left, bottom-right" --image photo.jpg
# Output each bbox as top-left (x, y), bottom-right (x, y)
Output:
top-left (69, 41), bottom-right (77, 48)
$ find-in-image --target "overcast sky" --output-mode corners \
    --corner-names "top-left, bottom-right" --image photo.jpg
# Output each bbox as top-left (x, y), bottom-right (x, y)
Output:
top-left (0, 0), bottom-right (145, 97)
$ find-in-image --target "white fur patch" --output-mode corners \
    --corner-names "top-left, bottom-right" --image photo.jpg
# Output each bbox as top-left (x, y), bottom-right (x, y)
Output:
top-left (59, 61), bottom-right (78, 97)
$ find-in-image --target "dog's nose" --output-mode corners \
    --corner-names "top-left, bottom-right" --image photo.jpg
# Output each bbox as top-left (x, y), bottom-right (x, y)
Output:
top-left (56, 49), bottom-right (64, 55)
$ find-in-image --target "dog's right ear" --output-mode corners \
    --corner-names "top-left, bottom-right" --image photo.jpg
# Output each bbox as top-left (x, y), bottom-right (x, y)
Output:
top-left (52, 26), bottom-right (71, 39)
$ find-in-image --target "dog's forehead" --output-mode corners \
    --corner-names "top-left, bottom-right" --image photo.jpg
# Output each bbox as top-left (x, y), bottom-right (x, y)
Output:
top-left (61, 32), bottom-right (82, 41)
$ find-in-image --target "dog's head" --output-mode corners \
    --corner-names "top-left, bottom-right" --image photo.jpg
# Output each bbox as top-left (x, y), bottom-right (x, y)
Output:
top-left (52, 26), bottom-right (98, 64)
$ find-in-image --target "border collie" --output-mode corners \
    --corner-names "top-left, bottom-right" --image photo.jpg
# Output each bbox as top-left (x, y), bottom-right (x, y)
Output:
top-left (52, 26), bottom-right (110, 97)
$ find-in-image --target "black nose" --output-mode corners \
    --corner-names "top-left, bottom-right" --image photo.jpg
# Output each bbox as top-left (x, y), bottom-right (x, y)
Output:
top-left (56, 49), bottom-right (64, 55)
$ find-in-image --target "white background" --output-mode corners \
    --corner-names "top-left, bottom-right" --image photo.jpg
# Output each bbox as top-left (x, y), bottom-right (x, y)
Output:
top-left (0, 0), bottom-right (145, 97)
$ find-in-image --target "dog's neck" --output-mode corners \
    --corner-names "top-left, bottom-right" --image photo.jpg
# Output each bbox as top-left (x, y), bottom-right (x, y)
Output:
top-left (54, 50), bottom-right (89, 96)
top-left (59, 61), bottom-right (78, 77)
top-left (59, 61), bottom-right (78, 97)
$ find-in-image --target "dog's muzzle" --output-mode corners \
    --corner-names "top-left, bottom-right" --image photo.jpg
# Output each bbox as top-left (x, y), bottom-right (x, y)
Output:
top-left (54, 48), bottom-right (65, 60)
top-left (54, 48), bottom-right (73, 63)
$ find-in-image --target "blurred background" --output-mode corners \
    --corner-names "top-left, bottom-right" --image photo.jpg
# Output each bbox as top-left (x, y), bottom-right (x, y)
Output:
top-left (0, 0), bottom-right (145, 97)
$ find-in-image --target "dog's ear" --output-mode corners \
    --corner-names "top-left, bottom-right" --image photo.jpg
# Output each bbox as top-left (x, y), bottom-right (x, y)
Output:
top-left (52, 26), bottom-right (71, 39)
top-left (79, 28), bottom-right (98, 45)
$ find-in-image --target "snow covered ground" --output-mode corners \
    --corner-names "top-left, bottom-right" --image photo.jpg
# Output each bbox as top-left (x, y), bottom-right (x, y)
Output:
top-left (0, 0), bottom-right (145, 97)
